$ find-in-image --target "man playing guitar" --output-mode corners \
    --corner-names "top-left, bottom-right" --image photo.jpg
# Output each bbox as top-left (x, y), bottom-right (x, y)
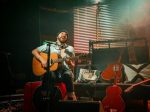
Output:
top-left (32, 30), bottom-right (77, 101)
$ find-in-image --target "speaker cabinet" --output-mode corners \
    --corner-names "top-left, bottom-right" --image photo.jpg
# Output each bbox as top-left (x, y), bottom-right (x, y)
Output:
top-left (57, 100), bottom-right (104, 112)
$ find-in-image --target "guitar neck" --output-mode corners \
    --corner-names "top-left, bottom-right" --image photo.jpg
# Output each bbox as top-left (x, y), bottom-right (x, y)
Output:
top-left (132, 77), bottom-right (150, 87)
top-left (113, 64), bottom-right (121, 85)
top-left (53, 58), bottom-right (64, 63)
top-left (125, 77), bottom-right (150, 93)
top-left (128, 42), bottom-right (137, 64)
top-left (52, 55), bottom-right (80, 63)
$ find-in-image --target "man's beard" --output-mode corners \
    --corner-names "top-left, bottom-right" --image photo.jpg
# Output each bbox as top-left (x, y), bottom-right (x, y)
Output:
top-left (58, 38), bottom-right (67, 43)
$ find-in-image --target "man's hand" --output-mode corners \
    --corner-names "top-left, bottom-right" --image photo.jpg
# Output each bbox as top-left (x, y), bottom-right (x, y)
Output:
top-left (65, 59), bottom-right (75, 70)
top-left (40, 57), bottom-right (47, 68)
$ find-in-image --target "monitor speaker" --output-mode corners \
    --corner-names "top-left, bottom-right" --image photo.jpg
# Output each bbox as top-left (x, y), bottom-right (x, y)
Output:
top-left (57, 100), bottom-right (104, 112)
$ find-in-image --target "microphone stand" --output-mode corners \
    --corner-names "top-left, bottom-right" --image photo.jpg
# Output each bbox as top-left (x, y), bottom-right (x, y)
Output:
top-left (45, 42), bottom-right (55, 112)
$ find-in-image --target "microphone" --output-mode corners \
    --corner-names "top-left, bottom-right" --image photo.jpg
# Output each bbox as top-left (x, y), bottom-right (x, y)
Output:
top-left (43, 40), bottom-right (57, 45)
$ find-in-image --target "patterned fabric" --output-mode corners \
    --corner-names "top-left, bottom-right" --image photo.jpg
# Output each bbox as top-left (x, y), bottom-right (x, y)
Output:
top-left (123, 63), bottom-right (150, 82)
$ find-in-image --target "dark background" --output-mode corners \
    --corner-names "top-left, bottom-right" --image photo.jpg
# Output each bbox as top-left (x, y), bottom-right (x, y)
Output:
top-left (0, 0), bottom-right (99, 95)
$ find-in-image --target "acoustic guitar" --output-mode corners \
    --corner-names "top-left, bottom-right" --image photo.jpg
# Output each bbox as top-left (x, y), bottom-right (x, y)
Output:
top-left (101, 48), bottom-right (124, 82)
top-left (102, 64), bottom-right (126, 112)
top-left (32, 52), bottom-right (83, 76)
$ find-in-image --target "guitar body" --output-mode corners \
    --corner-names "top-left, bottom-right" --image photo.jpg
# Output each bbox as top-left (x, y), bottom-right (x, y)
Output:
top-left (101, 63), bottom-right (123, 82)
top-left (102, 85), bottom-right (125, 112)
top-left (32, 53), bottom-right (59, 76)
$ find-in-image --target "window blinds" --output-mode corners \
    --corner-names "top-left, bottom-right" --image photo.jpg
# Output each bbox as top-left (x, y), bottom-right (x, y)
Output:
top-left (73, 5), bottom-right (97, 53)
top-left (74, 1), bottom-right (129, 53)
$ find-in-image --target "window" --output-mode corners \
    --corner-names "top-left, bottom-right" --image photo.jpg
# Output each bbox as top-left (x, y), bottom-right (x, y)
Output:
top-left (74, 1), bottom-right (129, 53)
top-left (74, 5), bottom-right (98, 53)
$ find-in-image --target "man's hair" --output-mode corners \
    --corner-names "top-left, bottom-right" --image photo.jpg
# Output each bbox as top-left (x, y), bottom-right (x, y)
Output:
top-left (57, 29), bottom-right (69, 38)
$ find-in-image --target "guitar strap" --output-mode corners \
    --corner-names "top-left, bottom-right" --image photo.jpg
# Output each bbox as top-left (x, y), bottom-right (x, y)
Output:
top-left (59, 44), bottom-right (68, 49)
top-left (56, 41), bottom-right (68, 49)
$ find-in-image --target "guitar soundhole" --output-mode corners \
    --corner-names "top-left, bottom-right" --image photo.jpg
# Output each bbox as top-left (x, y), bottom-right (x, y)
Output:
top-left (33, 85), bottom-right (62, 112)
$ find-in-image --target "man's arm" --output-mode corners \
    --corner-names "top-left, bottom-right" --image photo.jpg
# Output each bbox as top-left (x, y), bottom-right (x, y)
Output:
top-left (65, 46), bottom-right (76, 70)
top-left (32, 48), bottom-right (47, 68)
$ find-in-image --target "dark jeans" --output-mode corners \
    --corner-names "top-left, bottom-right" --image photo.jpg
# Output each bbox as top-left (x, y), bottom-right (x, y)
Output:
top-left (42, 69), bottom-right (74, 93)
